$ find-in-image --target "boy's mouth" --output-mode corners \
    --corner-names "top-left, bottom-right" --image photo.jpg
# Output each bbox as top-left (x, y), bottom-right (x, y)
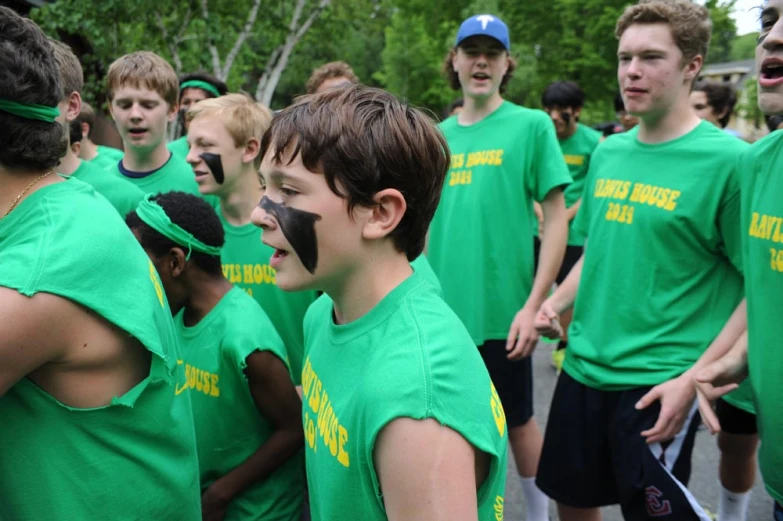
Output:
top-left (128, 128), bottom-right (148, 137)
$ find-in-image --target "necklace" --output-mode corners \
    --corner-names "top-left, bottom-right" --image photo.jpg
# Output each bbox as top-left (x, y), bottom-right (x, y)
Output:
top-left (2, 170), bottom-right (53, 219)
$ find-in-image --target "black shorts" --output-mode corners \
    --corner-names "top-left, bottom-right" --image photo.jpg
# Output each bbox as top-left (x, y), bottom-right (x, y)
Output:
top-left (716, 398), bottom-right (758, 435)
top-left (537, 371), bottom-right (709, 519)
top-left (774, 501), bottom-right (783, 521)
top-left (533, 236), bottom-right (583, 284)
top-left (479, 340), bottom-right (534, 428)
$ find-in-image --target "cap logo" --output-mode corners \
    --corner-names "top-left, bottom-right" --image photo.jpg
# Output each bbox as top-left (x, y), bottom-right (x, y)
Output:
top-left (476, 15), bottom-right (495, 30)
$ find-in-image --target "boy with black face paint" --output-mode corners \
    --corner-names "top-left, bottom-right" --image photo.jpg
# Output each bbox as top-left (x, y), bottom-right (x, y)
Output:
top-left (534, 80), bottom-right (602, 374)
top-left (127, 191), bottom-right (305, 521)
top-left (169, 72), bottom-right (228, 159)
top-left (251, 85), bottom-right (508, 521)
top-left (185, 93), bottom-right (317, 385)
top-left (430, 15), bottom-right (571, 521)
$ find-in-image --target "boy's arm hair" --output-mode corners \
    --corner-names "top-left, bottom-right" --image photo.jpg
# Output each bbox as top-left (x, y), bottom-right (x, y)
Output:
top-left (374, 418), bottom-right (481, 521)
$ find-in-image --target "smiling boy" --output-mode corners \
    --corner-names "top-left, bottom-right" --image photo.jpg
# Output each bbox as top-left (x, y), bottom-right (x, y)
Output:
top-left (533, 1), bottom-right (747, 519)
top-left (106, 51), bottom-right (201, 196)
top-left (251, 85), bottom-right (508, 521)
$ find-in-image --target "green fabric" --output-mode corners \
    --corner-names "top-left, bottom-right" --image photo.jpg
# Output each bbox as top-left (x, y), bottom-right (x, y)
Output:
top-left (137, 194), bottom-right (222, 259)
top-left (722, 381), bottom-right (755, 415)
top-left (301, 273), bottom-right (508, 520)
top-left (0, 98), bottom-right (60, 122)
top-left (0, 179), bottom-right (201, 520)
top-left (219, 212), bottom-right (317, 385)
top-left (180, 80), bottom-right (221, 98)
top-left (564, 122), bottom-right (746, 390)
top-left (66, 159), bottom-right (144, 218)
top-left (97, 145), bottom-right (125, 161)
top-left (109, 152), bottom-right (201, 196)
top-left (175, 287), bottom-right (304, 521)
top-left (429, 101), bottom-right (572, 345)
top-left (410, 254), bottom-right (441, 294)
top-left (532, 123), bottom-right (602, 245)
top-left (740, 130), bottom-right (783, 504)
top-left (168, 135), bottom-right (191, 158)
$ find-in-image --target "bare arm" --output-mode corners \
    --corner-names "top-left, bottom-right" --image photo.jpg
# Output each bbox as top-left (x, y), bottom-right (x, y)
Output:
top-left (201, 350), bottom-right (304, 520)
top-left (565, 198), bottom-right (581, 222)
top-left (686, 299), bottom-right (747, 378)
top-left (0, 288), bottom-right (68, 396)
top-left (695, 331), bottom-right (749, 434)
top-left (374, 418), bottom-right (483, 521)
top-left (506, 188), bottom-right (568, 359)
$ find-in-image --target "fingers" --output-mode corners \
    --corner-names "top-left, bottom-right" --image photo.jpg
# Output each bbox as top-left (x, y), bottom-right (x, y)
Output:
top-left (641, 409), bottom-right (683, 444)
top-left (696, 387), bottom-right (721, 435)
top-left (505, 322), bottom-right (519, 353)
top-left (634, 386), bottom-right (660, 411)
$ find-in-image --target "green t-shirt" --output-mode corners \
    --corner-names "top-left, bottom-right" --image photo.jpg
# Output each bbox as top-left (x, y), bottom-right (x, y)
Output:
top-left (0, 179), bottom-right (201, 520)
top-left (532, 123), bottom-right (602, 245)
top-left (175, 287), bottom-right (304, 521)
top-left (108, 152), bottom-right (201, 196)
top-left (740, 130), bottom-right (783, 504)
top-left (89, 144), bottom-right (124, 169)
top-left (220, 213), bottom-right (317, 385)
top-left (168, 135), bottom-right (190, 158)
top-left (410, 254), bottom-right (441, 294)
top-left (301, 273), bottom-right (508, 521)
top-left (429, 101), bottom-right (572, 345)
top-left (564, 122), bottom-right (746, 390)
top-left (65, 159), bottom-right (144, 218)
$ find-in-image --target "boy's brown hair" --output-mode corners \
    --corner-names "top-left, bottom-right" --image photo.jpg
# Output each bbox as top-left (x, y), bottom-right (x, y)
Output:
top-left (187, 93), bottom-right (273, 168)
top-left (615, 0), bottom-right (712, 66)
top-left (106, 51), bottom-right (179, 107)
top-left (305, 61), bottom-right (359, 94)
top-left (261, 85), bottom-right (449, 260)
top-left (442, 50), bottom-right (518, 93)
top-left (49, 39), bottom-right (84, 99)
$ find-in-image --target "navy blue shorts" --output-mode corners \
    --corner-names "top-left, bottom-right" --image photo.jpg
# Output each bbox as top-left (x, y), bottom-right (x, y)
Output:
top-left (537, 370), bottom-right (709, 520)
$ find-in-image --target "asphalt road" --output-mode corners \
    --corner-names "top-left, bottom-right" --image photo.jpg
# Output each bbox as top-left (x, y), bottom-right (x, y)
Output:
top-left (501, 341), bottom-right (773, 521)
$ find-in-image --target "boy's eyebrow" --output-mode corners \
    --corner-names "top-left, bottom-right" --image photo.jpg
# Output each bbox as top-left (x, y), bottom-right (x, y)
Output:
top-left (760, 6), bottom-right (778, 19)
top-left (268, 169), bottom-right (306, 184)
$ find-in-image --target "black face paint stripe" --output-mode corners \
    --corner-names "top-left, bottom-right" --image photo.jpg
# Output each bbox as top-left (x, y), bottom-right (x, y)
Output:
top-left (259, 196), bottom-right (322, 274)
top-left (200, 153), bottom-right (225, 184)
top-left (561, 111), bottom-right (571, 125)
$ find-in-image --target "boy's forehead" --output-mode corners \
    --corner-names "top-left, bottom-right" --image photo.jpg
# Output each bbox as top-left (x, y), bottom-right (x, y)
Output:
top-left (618, 23), bottom-right (675, 53)
top-left (112, 84), bottom-right (167, 102)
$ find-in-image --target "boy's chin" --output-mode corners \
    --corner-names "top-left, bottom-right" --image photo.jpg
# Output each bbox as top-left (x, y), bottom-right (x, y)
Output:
top-left (275, 270), bottom-right (316, 293)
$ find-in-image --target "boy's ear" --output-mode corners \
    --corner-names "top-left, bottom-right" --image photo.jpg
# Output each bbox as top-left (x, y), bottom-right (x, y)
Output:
top-left (242, 137), bottom-right (261, 165)
top-left (167, 103), bottom-right (178, 122)
top-left (65, 91), bottom-right (82, 123)
top-left (169, 247), bottom-right (188, 277)
top-left (362, 188), bottom-right (407, 241)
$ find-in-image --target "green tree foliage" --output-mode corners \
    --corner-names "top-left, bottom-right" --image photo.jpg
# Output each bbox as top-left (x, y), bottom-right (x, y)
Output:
top-left (731, 32), bottom-right (759, 61)
top-left (704, 0), bottom-right (738, 64)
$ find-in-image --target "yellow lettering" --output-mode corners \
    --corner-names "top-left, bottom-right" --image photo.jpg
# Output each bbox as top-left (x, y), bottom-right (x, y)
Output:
top-left (490, 383), bottom-right (506, 438)
top-left (759, 216), bottom-right (769, 241)
top-left (243, 264), bottom-right (254, 284)
top-left (202, 372), bottom-right (211, 395)
top-left (648, 187), bottom-right (661, 207)
top-left (495, 149), bottom-right (504, 165)
top-left (210, 374), bottom-right (220, 397)
top-left (494, 496), bottom-right (505, 521)
top-left (187, 365), bottom-right (196, 389)
top-left (594, 179), bottom-right (605, 197)
top-left (664, 190), bottom-right (681, 211)
top-left (750, 212), bottom-right (761, 238)
top-left (149, 262), bottom-right (164, 307)
top-left (639, 185), bottom-right (652, 204)
top-left (329, 415), bottom-right (339, 457)
top-left (309, 380), bottom-right (322, 412)
top-left (657, 188), bottom-right (671, 208)
top-left (337, 426), bottom-right (350, 467)
top-left (629, 183), bottom-right (644, 203)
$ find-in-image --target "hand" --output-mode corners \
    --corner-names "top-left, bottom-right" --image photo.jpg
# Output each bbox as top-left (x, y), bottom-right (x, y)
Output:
top-left (201, 482), bottom-right (231, 521)
top-left (635, 374), bottom-right (696, 444)
top-left (533, 299), bottom-right (563, 339)
top-left (694, 354), bottom-right (747, 435)
top-left (506, 306), bottom-right (540, 360)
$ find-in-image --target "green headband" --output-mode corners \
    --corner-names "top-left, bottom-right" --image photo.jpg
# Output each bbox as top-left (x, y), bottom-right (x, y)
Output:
top-left (180, 80), bottom-right (221, 98)
top-left (0, 99), bottom-right (60, 122)
top-left (136, 195), bottom-right (222, 260)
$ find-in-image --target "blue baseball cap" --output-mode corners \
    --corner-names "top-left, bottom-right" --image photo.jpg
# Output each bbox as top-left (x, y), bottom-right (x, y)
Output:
top-left (455, 14), bottom-right (510, 50)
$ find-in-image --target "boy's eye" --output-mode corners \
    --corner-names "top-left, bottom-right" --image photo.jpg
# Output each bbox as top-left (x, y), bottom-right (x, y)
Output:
top-left (281, 187), bottom-right (298, 197)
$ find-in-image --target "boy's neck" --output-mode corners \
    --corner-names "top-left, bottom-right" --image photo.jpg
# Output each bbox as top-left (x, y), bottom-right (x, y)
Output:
top-left (80, 140), bottom-right (98, 161)
top-left (637, 95), bottom-right (702, 145)
top-left (458, 92), bottom-right (505, 126)
top-left (219, 167), bottom-right (262, 227)
top-left (57, 147), bottom-right (82, 176)
top-left (121, 143), bottom-right (170, 172)
top-left (328, 252), bottom-right (414, 325)
top-left (182, 276), bottom-right (234, 327)
top-left (0, 166), bottom-right (61, 218)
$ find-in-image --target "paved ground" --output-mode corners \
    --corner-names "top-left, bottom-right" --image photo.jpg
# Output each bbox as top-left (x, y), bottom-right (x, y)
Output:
top-left (501, 342), bottom-right (772, 520)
